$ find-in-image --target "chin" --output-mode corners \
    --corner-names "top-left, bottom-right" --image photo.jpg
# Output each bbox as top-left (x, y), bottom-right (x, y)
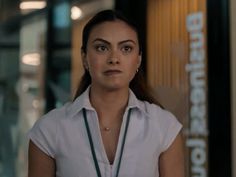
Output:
top-left (92, 80), bottom-right (129, 91)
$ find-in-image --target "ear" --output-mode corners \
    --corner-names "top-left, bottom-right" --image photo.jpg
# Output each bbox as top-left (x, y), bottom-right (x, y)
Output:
top-left (81, 51), bottom-right (89, 70)
top-left (137, 55), bottom-right (142, 68)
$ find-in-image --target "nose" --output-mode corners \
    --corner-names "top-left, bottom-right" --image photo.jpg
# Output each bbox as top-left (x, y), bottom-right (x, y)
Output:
top-left (107, 57), bottom-right (120, 64)
top-left (107, 50), bottom-right (120, 64)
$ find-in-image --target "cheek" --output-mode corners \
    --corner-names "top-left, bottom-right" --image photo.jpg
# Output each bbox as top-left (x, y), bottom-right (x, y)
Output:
top-left (86, 56), bottom-right (105, 78)
top-left (129, 58), bottom-right (140, 70)
top-left (126, 59), bottom-right (140, 77)
top-left (86, 54), bottom-right (101, 69)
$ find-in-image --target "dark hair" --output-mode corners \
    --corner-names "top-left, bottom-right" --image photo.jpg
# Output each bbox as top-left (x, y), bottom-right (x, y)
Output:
top-left (73, 9), bottom-right (162, 106)
top-left (81, 9), bottom-right (142, 54)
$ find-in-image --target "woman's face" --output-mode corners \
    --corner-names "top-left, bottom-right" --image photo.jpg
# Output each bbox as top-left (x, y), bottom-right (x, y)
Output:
top-left (82, 20), bottom-right (141, 91)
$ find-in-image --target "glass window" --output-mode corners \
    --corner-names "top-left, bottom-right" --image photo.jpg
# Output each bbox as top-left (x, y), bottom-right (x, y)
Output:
top-left (0, 22), bottom-right (20, 177)
top-left (0, 0), bottom-right (114, 176)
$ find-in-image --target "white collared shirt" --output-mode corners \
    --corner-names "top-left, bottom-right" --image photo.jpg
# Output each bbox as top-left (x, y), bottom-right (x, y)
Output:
top-left (28, 87), bottom-right (182, 177)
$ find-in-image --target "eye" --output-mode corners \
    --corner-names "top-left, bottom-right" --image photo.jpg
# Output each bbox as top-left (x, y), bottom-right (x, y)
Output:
top-left (95, 44), bottom-right (109, 52)
top-left (121, 45), bottom-right (133, 53)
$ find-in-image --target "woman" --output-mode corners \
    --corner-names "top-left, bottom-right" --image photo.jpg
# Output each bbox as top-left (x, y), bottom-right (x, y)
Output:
top-left (28, 10), bottom-right (184, 177)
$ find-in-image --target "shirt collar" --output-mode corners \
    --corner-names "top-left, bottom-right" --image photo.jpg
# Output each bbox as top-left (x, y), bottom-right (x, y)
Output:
top-left (67, 86), bottom-right (148, 118)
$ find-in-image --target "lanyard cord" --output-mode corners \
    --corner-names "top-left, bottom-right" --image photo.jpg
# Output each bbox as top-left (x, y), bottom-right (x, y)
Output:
top-left (83, 108), bottom-right (102, 177)
top-left (82, 108), bottom-right (132, 177)
top-left (115, 108), bottom-right (131, 177)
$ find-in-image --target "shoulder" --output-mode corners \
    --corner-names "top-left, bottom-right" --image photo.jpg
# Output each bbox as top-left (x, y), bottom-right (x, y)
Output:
top-left (144, 101), bottom-right (183, 150)
top-left (141, 101), bottom-right (182, 152)
top-left (141, 100), bottom-right (182, 134)
top-left (143, 101), bottom-right (178, 122)
top-left (33, 102), bottom-right (73, 129)
top-left (27, 102), bottom-right (74, 157)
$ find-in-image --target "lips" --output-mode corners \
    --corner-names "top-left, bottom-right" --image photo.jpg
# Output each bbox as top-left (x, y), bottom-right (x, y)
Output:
top-left (103, 69), bottom-right (122, 75)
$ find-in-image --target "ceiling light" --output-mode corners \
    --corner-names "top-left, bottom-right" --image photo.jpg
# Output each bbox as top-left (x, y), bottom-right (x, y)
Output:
top-left (71, 6), bottom-right (82, 20)
top-left (20, 1), bottom-right (46, 10)
top-left (22, 53), bottom-right (41, 66)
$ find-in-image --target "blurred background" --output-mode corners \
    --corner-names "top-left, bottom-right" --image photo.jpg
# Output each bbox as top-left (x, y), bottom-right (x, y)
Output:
top-left (0, 0), bottom-right (235, 177)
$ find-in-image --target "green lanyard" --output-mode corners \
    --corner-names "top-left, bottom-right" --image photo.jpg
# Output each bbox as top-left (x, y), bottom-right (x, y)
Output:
top-left (82, 108), bottom-right (132, 177)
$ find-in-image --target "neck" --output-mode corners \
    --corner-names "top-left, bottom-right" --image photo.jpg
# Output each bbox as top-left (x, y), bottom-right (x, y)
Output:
top-left (89, 86), bottom-right (129, 121)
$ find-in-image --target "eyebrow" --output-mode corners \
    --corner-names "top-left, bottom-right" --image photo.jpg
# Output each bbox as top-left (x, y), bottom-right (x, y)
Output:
top-left (92, 38), bottom-right (136, 45)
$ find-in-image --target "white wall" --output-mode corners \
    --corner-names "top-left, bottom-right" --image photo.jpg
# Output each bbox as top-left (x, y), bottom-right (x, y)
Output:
top-left (230, 0), bottom-right (236, 176)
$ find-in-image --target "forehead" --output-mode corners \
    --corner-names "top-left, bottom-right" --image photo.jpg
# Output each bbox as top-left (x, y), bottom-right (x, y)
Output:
top-left (88, 20), bottom-right (138, 42)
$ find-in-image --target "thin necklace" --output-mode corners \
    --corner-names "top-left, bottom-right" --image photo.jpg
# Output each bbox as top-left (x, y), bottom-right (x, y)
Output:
top-left (100, 123), bottom-right (120, 132)
top-left (99, 121), bottom-right (112, 132)
top-left (82, 108), bottom-right (132, 177)
top-left (101, 127), bottom-right (111, 132)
